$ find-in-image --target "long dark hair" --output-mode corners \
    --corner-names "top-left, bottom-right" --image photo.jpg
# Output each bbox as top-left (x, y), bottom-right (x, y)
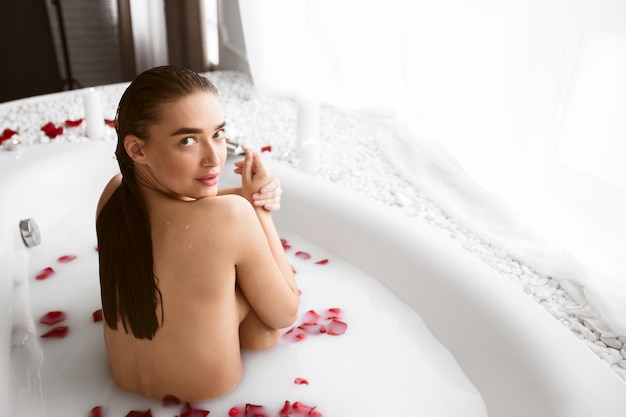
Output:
top-left (96, 66), bottom-right (218, 339)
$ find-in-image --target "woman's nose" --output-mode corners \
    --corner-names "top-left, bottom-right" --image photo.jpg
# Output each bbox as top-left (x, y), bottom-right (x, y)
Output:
top-left (201, 142), bottom-right (221, 166)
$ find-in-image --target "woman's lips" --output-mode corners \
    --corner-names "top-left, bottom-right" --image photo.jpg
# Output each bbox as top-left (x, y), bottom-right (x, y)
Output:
top-left (195, 173), bottom-right (219, 187)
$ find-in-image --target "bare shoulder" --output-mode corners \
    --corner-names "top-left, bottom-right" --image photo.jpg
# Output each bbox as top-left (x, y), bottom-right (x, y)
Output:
top-left (188, 193), bottom-right (248, 212)
top-left (96, 173), bottom-right (122, 218)
top-left (151, 194), bottom-right (259, 264)
top-left (188, 194), bottom-right (257, 226)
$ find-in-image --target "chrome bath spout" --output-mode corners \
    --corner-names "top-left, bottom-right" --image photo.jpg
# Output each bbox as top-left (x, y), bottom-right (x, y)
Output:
top-left (19, 219), bottom-right (41, 247)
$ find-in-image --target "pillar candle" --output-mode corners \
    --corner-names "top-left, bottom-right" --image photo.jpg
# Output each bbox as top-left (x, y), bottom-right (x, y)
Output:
top-left (299, 137), bottom-right (321, 174)
top-left (296, 95), bottom-right (320, 153)
top-left (83, 88), bottom-right (105, 139)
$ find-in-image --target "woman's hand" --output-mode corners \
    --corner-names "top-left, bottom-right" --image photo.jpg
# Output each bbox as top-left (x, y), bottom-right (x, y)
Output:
top-left (252, 178), bottom-right (282, 211)
top-left (234, 146), bottom-right (283, 211)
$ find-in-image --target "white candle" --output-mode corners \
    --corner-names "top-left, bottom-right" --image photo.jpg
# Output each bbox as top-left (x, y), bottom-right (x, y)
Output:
top-left (296, 95), bottom-right (320, 153)
top-left (83, 88), bottom-right (105, 139)
top-left (299, 137), bottom-right (321, 174)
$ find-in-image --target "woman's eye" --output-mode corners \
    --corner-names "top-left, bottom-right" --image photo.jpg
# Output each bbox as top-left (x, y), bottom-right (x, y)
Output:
top-left (214, 129), bottom-right (226, 140)
top-left (180, 137), bottom-right (196, 147)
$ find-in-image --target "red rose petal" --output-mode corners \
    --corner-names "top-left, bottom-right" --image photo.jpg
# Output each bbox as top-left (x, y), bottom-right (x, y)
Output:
top-left (126, 411), bottom-right (152, 417)
top-left (261, 145), bottom-right (272, 153)
top-left (282, 327), bottom-right (307, 343)
top-left (322, 307), bottom-right (342, 320)
top-left (314, 259), bottom-right (329, 265)
top-left (294, 377), bottom-right (309, 385)
top-left (280, 239), bottom-right (291, 251)
top-left (41, 122), bottom-right (55, 132)
top-left (41, 325), bottom-right (69, 338)
top-left (244, 403), bottom-right (267, 417)
top-left (57, 255), bottom-right (77, 263)
top-left (162, 394), bottom-right (181, 406)
top-left (89, 406), bottom-right (103, 417)
top-left (310, 411), bottom-right (322, 417)
top-left (65, 119), bottom-right (83, 127)
top-left (0, 128), bottom-right (18, 144)
top-left (92, 309), bottom-right (103, 323)
top-left (327, 319), bottom-right (348, 336)
top-left (228, 407), bottom-right (242, 417)
top-left (36, 267), bottom-right (55, 280)
top-left (181, 402), bottom-right (210, 417)
top-left (279, 401), bottom-right (291, 417)
top-left (41, 122), bottom-right (63, 139)
top-left (292, 402), bottom-right (316, 415)
top-left (295, 251), bottom-right (311, 260)
top-left (301, 309), bottom-right (320, 325)
top-left (40, 310), bottom-right (66, 326)
top-left (298, 323), bottom-right (326, 335)
top-left (105, 119), bottom-right (116, 128)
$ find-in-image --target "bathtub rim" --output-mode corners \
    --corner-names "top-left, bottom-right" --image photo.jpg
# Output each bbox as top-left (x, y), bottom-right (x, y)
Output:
top-left (266, 160), bottom-right (626, 417)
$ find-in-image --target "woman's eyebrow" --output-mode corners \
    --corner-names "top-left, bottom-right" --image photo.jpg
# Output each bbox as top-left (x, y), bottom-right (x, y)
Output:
top-left (171, 127), bottom-right (203, 136)
top-left (170, 121), bottom-right (226, 136)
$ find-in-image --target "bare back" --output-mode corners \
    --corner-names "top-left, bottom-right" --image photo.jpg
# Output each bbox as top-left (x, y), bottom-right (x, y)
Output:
top-left (96, 174), bottom-right (296, 401)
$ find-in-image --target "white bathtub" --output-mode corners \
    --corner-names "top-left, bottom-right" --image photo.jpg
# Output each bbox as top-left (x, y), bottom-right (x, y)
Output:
top-left (1, 140), bottom-right (626, 417)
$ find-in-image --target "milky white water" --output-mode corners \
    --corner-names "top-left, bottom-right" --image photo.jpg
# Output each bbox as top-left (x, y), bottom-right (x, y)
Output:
top-left (18, 206), bottom-right (487, 417)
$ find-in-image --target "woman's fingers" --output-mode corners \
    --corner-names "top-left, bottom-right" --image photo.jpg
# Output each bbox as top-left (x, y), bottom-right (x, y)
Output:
top-left (233, 146), bottom-right (280, 210)
top-left (253, 179), bottom-right (282, 211)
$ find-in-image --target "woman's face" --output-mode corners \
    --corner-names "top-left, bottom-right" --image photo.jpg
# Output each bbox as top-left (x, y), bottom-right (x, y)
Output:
top-left (135, 91), bottom-right (228, 200)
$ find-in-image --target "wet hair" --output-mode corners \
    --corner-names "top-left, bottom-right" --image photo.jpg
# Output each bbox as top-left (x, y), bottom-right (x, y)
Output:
top-left (96, 66), bottom-right (218, 339)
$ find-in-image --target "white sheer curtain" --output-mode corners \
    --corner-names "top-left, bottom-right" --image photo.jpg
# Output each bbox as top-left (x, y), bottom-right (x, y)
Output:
top-left (129, 0), bottom-right (169, 73)
top-left (238, 0), bottom-right (626, 334)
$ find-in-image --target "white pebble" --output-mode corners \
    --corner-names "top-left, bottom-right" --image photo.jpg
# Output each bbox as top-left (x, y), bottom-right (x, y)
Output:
top-left (580, 326), bottom-right (599, 342)
top-left (618, 360), bottom-right (626, 369)
top-left (547, 278), bottom-right (560, 288)
top-left (608, 348), bottom-right (623, 364)
top-left (584, 339), bottom-right (607, 355)
top-left (521, 265), bottom-right (533, 275)
top-left (394, 192), bottom-right (411, 207)
top-left (534, 286), bottom-right (556, 301)
top-left (569, 321), bottom-right (583, 332)
top-left (600, 336), bottom-right (622, 350)
top-left (601, 352), bottom-right (618, 365)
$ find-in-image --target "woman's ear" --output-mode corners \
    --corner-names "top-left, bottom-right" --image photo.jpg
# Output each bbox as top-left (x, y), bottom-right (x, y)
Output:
top-left (124, 135), bottom-right (147, 163)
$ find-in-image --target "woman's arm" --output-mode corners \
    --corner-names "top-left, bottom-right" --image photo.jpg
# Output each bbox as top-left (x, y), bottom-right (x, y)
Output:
top-left (233, 197), bottom-right (299, 329)
top-left (240, 148), bottom-right (296, 289)
top-left (237, 149), bottom-right (299, 328)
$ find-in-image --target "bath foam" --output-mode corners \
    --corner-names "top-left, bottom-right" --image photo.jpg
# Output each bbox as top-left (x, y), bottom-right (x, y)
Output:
top-left (20, 208), bottom-right (487, 417)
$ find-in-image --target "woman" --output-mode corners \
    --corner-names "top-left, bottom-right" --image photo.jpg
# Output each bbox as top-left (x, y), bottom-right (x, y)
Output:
top-left (96, 66), bottom-right (299, 401)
